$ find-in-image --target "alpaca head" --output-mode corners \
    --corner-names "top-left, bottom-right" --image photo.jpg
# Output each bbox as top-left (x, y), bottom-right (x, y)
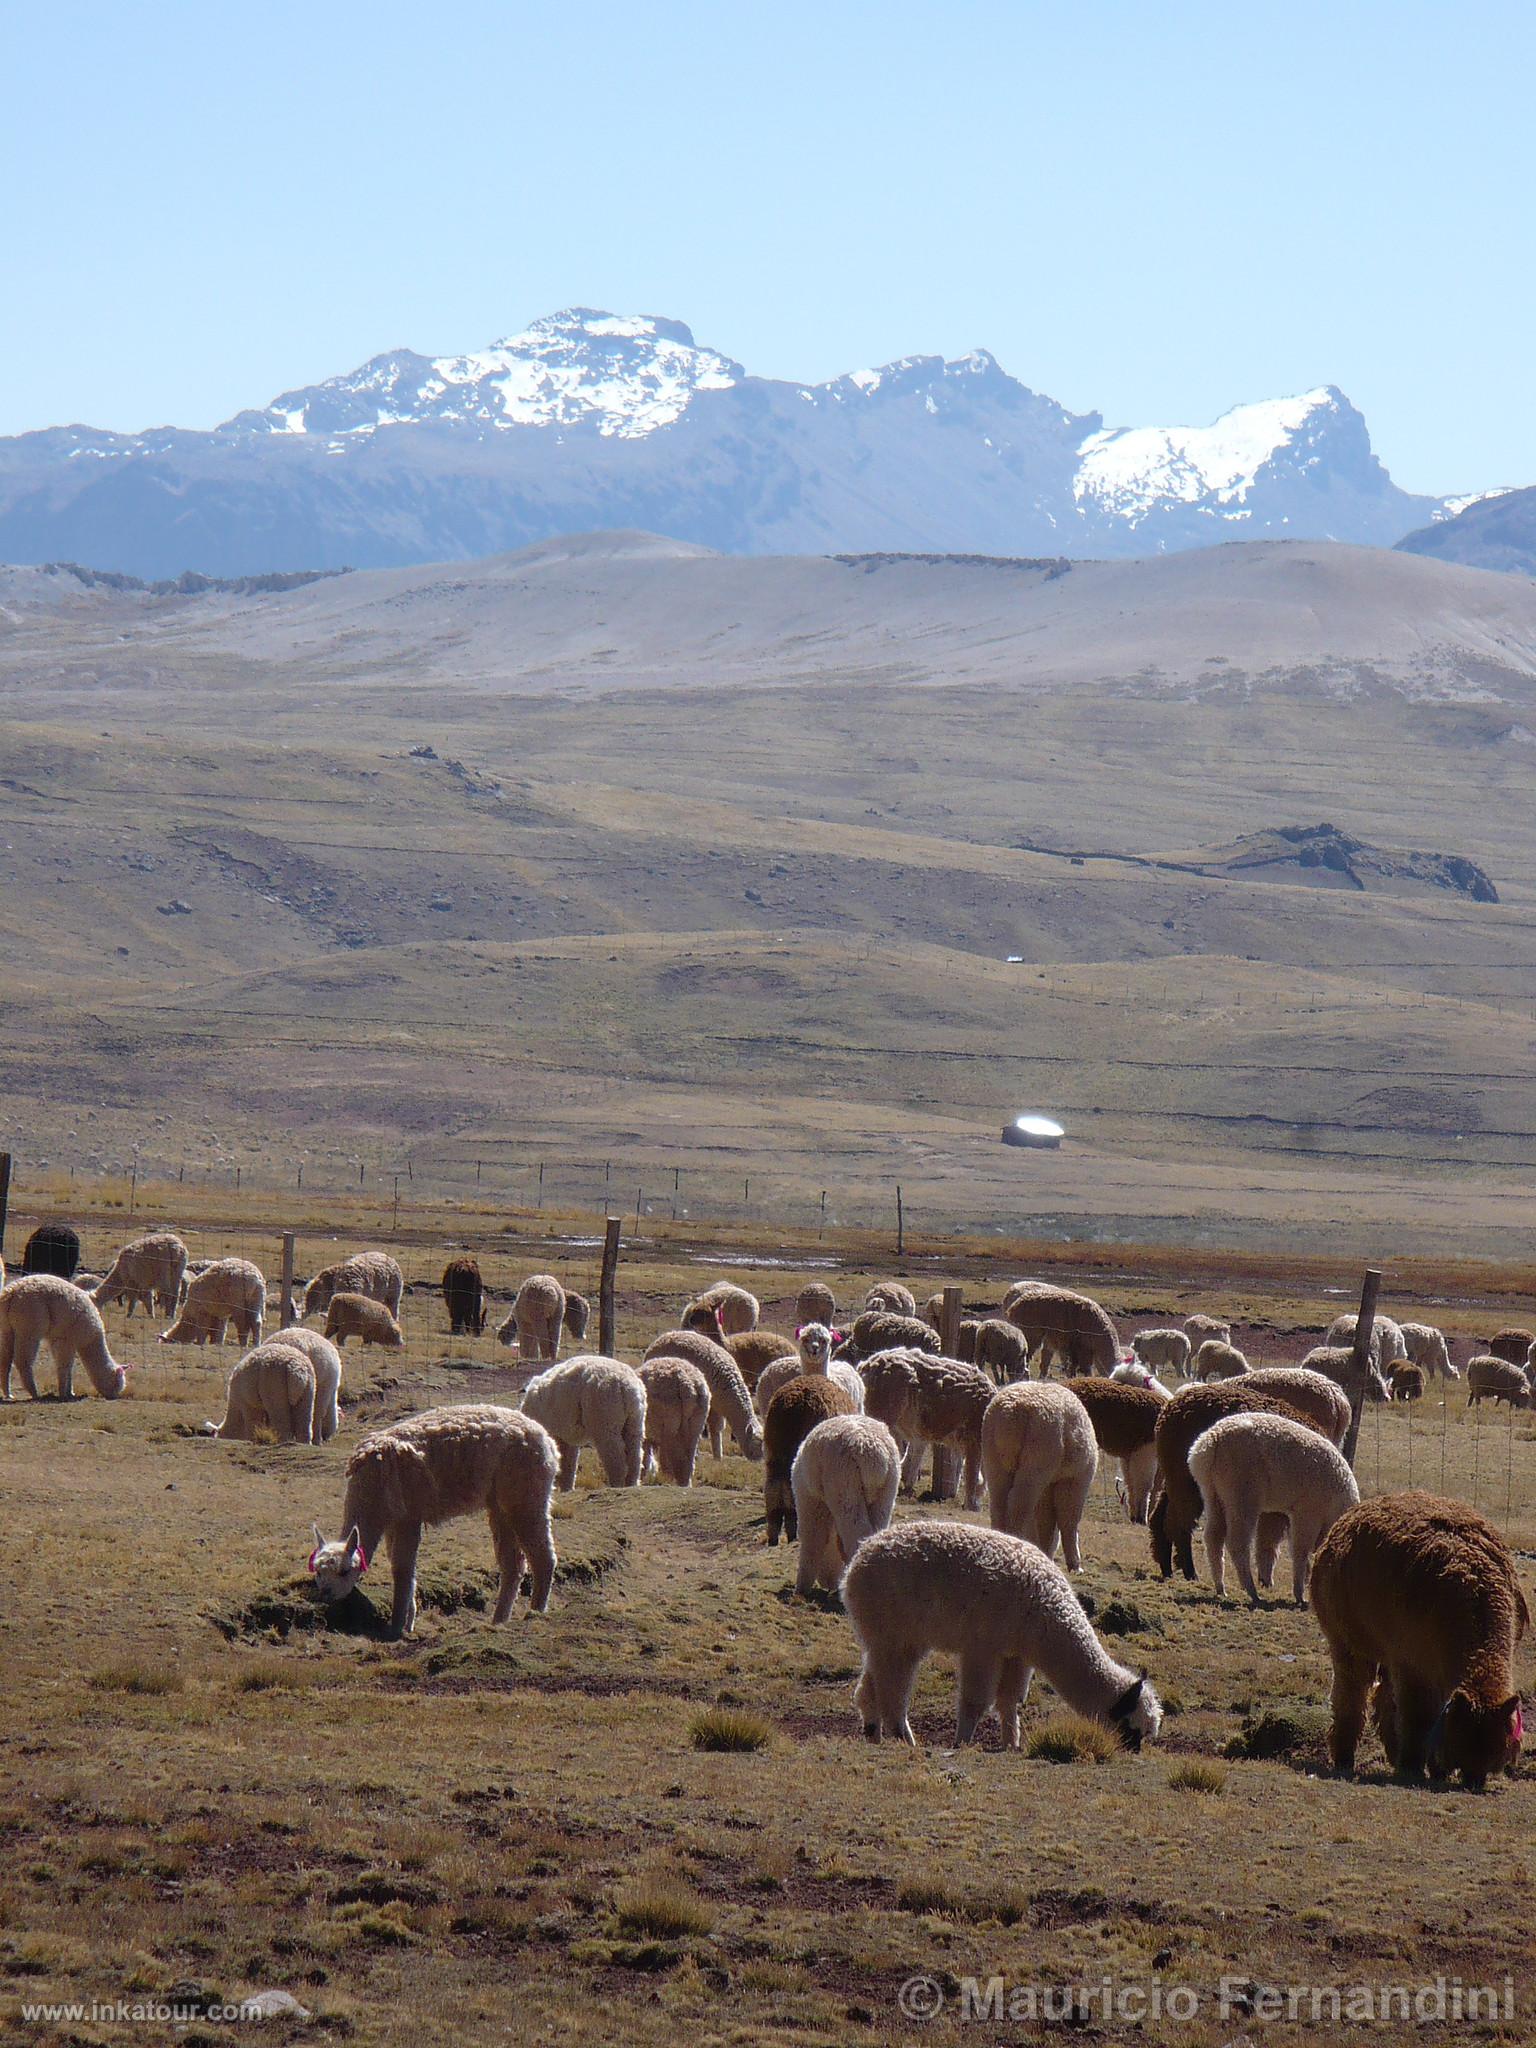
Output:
top-left (308, 1523), bottom-right (369, 1603)
top-left (683, 1299), bottom-right (724, 1338)
top-left (1109, 1675), bottom-right (1164, 1752)
top-left (1430, 1689), bottom-right (1524, 1790)
top-left (103, 1360), bottom-right (127, 1398)
top-left (798, 1323), bottom-right (833, 1372)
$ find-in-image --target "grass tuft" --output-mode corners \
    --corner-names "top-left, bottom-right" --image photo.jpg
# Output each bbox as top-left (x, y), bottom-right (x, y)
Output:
top-left (690, 1705), bottom-right (771, 1752)
top-left (1024, 1714), bottom-right (1120, 1765)
top-left (88, 1660), bottom-right (182, 1696)
top-left (614, 1873), bottom-right (714, 1939)
top-left (233, 1656), bottom-right (305, 1693)
top-left (1168, 1759), bottom-right (1229, 1794)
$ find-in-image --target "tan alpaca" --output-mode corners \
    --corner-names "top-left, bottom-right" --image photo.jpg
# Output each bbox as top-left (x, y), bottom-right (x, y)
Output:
top-left (323, 1291), bottom-right (405, 1349)
top-left (0, 1275), bottom-right (126, 1400)
top-left (93, 1231), bottom-right (188, 1316)
top-left (638, 1355), bottom-right (712, 1485)
top-left (308, 1404), bottom-right (560, 1638)
top-left (159, 1258), bottom-right (265, 1345)
top-left (303, 1250), bottom-right (404, 1318)
top-left (498, 1274), bottom-right (566, 1361)
top-left (207, 1342), bottom-right (317, 1444)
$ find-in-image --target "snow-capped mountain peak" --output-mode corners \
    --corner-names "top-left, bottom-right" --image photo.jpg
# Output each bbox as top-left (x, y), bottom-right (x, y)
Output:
top-left (1075, 386), bottom-right (1359, 525)
top-left (235, 309), bottom-right (744, 443)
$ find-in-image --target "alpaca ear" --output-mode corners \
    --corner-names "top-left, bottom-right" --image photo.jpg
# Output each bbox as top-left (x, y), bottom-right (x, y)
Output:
top-left (312, 1523), bottom-right (326, 1549)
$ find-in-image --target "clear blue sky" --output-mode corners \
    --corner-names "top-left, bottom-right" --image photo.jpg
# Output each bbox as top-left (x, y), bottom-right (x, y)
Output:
top-left (3, 0), bottom-right (1530, 492)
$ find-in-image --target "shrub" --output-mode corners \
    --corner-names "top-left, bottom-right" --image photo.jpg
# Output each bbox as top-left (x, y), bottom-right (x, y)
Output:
top-left (1168, 1760), bottom-right (1228, 1794)
top-left (614, 1874), bottom-right (714, 1939)
top-left (88, 1661), bottom-right (182, 1696)
top-left (1024, 1714), bottom-right (1120, 1764)
top-left (690, 1706), bottom-right (771, 1752)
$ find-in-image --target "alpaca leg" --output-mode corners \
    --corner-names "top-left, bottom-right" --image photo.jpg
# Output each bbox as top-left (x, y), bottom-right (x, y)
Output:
top-left (708, 1412), bottom-right (725, 1459)
top-left (1203, 1492), bottom-right (1229, 1596)
top-left (319, 1390), bottom-right (339, 1441)
top-left (994, 1468), bottom-right (1043, 1541)
top-left (507, 1494), bottom-right (557, 1614)
top-left (622, 1415), bottom-right (643, 1487)
top-left (996, 1656), bottom-right (1032, 1749)
top-left (556, 1442), bottom-right (580, 1492)
top-left (1054, 1472), bottom-right (1093, 1572)
top-left (956, 1648), bottom-right (1002, 1746)
top-left (291, 1382), bottom-right (317, 1446)
top-left (1371, 1672), bottom-right (1399, 1765)
top-left (1287, 1513), bottom-right (1318, 1606)
top-left (795, 1498), bottom-right (833, 1595)
top-left (833, 1495), bottom-right (877, 1566)
top-left (0, 1326), bottom-right (13, 1399)
top-left (899, 1437), bottom-right (925, 1495)
top-left (962, 1445), bottom-right (984, 1512)
top-left (764, 1473), bottom-right (788, 1545)
top-left (678, 1425), bottom-right (700, 1487)
top-left (1388, 1671), bottom-right (1442, 1778)
top-left (1226, 1498), bottom-right (1262, 1605)
top-left (1326, 1649), bottom-right (1374, 1772)
top-left (1255, 1511), bottom-right (1287, 1591)
top-left (50, 1337), bottom-right (77, 1401)
top-left (594, 1428), bottom-right (629, 1487)
top-left (386, 1522), bottom-right (423, 1637)
top-left (489, 1511), bottom-right (528, 1624)
top-left (1031, 1489), bottom-right (1061, 1562)
top-left (1123, 1444), bottom-right (1158, 1524)
top-left (878, 1648), bottom-right (922, 1745)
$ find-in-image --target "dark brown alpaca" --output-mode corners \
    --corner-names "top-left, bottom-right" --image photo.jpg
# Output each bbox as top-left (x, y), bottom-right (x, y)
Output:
top-left (1310, 1492), bottom-right (1527, 1788)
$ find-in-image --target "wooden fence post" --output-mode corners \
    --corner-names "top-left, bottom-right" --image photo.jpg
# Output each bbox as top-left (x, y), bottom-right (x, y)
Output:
top-left (280, 1232), bottom-right (297, 1329)
top-left (895, 1184), bottom-right (905, 1257)
top-left (1341, 1268), bottom-right (1382, 1470)
top-left (0, 1152), bottom-right (12, 1260)
top-left (932, 1283), bottom-right (965, 1500)
top-left (598, 1216), bottom-right (622, 1357)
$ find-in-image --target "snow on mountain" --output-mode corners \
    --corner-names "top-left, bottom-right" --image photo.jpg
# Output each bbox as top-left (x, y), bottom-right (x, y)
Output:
top-left (235, 310), bottom-right (743, 442)
top-left (0, 310), bottom-right (1464, 577)
top-left (1075, 388), bottom-right (1346, 524)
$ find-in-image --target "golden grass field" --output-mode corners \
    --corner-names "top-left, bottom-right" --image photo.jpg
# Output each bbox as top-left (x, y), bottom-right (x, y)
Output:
top-left (2, 1195), bottom-right (1535, 2047)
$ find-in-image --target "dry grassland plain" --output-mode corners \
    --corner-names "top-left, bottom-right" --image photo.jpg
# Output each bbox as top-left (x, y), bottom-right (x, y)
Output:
top-left (4, 540), bottom-right (1536, 2042)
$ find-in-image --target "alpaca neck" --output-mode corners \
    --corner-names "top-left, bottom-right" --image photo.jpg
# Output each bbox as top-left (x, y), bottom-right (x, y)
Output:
top-left (1015, 1591), bottom-right (1131, 1719)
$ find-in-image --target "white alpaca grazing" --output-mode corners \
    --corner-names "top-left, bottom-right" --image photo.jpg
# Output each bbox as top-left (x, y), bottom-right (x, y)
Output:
top-left (638, 1355), bottom-right (712, 1485)
top-left (520, 1354), bottom-right (647, 1489)
top-left (207, 1342), bottom-right (317, 1444)
top-left (790, 1414), bottom-right (901, 1594)
top-left (268, 1327), bottom-right (343, 1441)
top-left (0, 1275), bottom-right (126, 1400)
top-left (842, 1520), bottom-right (1163, 1750)
top-left (92, 1231), bottom-right (189, 1317)
top-left (1400, 1321), bottom-right (1458, 1381)
top-left (1188, 1411), bottom-right (1360, 1607)
top-left (979, 1380), bottom-right (1098, 1571)
top-left (159, 1258), bottom-right (265, 1346)
top-left (1130, 1328), bottom-right (1191, 1378)
top-left (642, 1330), bottom-right (764, 1460)
top-left (303, 1250), bottom-right (404, 1319)
top-left (308, 1404), bottom-right (559, 1637)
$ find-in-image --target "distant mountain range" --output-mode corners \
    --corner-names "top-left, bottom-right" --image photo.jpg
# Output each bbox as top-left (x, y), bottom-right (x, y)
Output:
top-left (1398, 486), bottom-right (1536, 576)
top-left (0, 309), bottom-right (1491, 577)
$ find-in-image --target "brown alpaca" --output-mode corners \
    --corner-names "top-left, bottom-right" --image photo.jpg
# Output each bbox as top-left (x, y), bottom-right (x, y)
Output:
top-left (441, 1256), bottom-right (485, 1336)
top-left (684, 1281), bottom-right (758, 1336)
top-left (0, 1275), bottom-right (126, 1400)
top-left (762, 1376), bottom-right (855, 1543)
top-left (1467, 1356), bottom-right (1532, 1409)
top-left (1389, 1362), bottom-right (1426, 1403)
top-left (1003, 1283), bottom-right (1119, 1377)
top-left (1310, 1491), bottom-right (1528, 1787)
top-left (1060, 1377), bottom-right (1162, 1523)
top-left (860, 1349), bottom-right (994, 1507)
top-left (1149, 1380), bottom-right (1323, 1579)
top-left (795, 1281), bottom-right (837, 1327)
top-left (725, 1328), bottom-right (797, 1392)
top-left (864, 1281), bottom-right (918, 1316)
top-left (845, 1309), bottom-right (939, 1362)
top-left (971, 1318), bottom-right (1031, 1384)
top-left (324, 1292), bottom-right (405, 1350)
top-left (303, 1251), bottom-right (404, 1318)
top-left (1485, 1328), bottom-right (1535, 1367)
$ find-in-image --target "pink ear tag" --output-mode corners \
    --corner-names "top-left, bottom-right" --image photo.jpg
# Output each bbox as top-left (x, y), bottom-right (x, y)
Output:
top-left (307, 1546), bottom-right (321, 1571)
top-left (354, 1546), bottom-right (370, 1574)
top-left (1514, 1702), bottom-right (1525, 1743)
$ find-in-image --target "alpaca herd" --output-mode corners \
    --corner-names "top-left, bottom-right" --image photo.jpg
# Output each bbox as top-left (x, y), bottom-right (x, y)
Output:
top-left (1, 1230), bottom-right (1530, 1789)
